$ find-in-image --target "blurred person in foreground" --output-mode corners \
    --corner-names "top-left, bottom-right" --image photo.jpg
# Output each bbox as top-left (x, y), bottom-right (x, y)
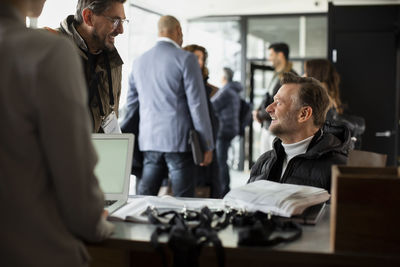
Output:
top-left (0, 0), bottom-right (113, 266)
top-left (248, 73), bottom-right (351, 192)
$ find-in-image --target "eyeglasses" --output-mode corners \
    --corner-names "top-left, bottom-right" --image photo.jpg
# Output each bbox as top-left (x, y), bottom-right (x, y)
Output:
top-left (102, 16), bottom-right (129, 29)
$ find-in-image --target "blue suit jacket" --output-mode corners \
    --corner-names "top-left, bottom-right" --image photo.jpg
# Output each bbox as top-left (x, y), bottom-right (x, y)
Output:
top-left (126, 40), bottom-right (214, 153)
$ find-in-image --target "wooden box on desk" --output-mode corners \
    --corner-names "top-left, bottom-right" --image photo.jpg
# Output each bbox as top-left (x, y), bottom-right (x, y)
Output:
top-left (330, 165), bottom-right (400, 255)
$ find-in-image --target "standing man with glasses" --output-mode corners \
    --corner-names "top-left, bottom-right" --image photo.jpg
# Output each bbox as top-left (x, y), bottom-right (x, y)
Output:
top-left (57, 0), bottom-right (128, 133)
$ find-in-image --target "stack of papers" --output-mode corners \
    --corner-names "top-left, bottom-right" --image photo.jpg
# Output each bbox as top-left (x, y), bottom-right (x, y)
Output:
top-left (223, 180), bottom-right (330, 217)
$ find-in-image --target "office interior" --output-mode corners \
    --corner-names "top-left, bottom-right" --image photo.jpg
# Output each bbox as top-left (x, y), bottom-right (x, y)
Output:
top-left (34, 0), bottom-right (400, 172)
top-left (25, 0), bottom-right (400, 266)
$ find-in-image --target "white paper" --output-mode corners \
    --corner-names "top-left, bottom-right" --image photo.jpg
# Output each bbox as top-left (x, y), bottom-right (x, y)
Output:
top-left (223, 180), bottom-right (330, 217)
top-left (109, 181), bottom-right (330, 222)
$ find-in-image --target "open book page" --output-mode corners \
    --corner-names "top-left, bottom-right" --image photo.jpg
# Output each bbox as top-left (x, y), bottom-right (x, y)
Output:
top-left (223, 180), bottom-right (330, 217)
top-left (109, 195), bottom-right (226, 223)
top-left (145, 196), bottom-right (225, 211)
top-left (109, 197), bottom-right (149, 222)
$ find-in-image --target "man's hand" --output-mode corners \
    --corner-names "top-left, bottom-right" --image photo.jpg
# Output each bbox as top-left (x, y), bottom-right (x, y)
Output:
top-left (252, 110), bottom-right (262, 124)
top-left (200, 150), bottom-right (213, 166)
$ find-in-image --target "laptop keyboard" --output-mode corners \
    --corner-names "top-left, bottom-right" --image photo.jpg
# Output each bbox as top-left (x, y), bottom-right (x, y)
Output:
top-left (104, 200), bottom-right (117, 207)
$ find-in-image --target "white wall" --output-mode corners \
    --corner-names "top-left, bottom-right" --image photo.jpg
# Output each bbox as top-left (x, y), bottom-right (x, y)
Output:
top-left (132, 0), bottom-right (400, 20)
top-left (133, 0), bottom-right (329, 19)
top-left (37, 0), bottom-right (77, 28)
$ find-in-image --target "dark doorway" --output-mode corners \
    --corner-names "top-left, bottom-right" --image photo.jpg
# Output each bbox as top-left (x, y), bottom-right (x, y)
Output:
top-left (328, 4), bottom-right (400, 165)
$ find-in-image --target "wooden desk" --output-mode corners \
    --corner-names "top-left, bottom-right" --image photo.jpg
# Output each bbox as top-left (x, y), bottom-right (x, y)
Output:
top-left (87, 205), bottom-right (400, 267)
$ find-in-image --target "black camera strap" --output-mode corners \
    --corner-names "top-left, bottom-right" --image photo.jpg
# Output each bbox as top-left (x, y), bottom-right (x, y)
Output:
top-left (146, 207), bottom-right (225, 267)
top-left (146, 207), bottom-right (302, 267)
top-left (103, 51), bottom-right (115, 109)
top-left (232, 211), bottom-right (303, 247)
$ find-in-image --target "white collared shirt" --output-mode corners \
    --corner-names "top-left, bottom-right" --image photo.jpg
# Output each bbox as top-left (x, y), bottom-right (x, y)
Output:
top-left (157, 37), bottom-right (181, 49)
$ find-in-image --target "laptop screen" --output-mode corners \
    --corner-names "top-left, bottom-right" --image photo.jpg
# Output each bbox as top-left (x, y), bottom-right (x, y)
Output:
top-left (92, 136), bottom-right (130, 194)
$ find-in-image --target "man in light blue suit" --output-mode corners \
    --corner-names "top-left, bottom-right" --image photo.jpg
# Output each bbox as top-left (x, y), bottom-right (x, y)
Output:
top-left (126, 15), bottom-right (214, 197)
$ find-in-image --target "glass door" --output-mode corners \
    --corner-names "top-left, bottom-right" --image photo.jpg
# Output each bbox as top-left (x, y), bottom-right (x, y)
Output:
top-left (249, 63), bottom-right (274, 167)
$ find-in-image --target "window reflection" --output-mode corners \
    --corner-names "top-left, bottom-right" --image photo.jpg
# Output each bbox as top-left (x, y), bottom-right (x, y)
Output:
top-left (186, 19), bottom-right (241, 88)
top-left (119, 6), bottom-right (160, 109)
top-left (247, 15), bottom-right (327, 60)
top-left (306, 16), bottom-right (328, 57)
top-left (247, 17), bottom-right (300, 58)
top-left (186, 18), bottom-right (243, 170)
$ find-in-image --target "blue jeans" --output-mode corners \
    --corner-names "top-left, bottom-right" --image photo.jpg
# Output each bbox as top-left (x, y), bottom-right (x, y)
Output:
top-left (138, 151), bottom-right (195, 197)
top-left (216, 137), bottom-right (233, 197)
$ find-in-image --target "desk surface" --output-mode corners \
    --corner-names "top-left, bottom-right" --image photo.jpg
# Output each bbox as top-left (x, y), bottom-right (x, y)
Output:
top-left (108, 205), bottom-right (331, 253)
top-left (89, 203), bottom-right (400, 267)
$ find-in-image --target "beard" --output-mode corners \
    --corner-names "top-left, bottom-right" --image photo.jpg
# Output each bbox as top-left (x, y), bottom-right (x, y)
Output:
top-left (269, 112), bottom-right (298, 137)
top-left (92, 28), bottom-right (116, 52)
top-left (269, 122), bottom-right (285, 137)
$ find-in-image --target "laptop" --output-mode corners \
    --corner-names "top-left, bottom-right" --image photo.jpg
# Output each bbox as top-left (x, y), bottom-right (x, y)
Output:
top-left (91, 133), bottom-right (134, 214)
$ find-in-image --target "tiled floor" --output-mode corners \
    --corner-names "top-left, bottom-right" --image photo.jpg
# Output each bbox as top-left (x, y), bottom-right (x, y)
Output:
top-left (129, 168), bottom-right (250, 196)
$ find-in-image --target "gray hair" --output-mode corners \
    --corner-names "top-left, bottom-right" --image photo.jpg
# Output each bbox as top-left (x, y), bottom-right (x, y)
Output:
top-left (74, 0), bottom-right (126, 25)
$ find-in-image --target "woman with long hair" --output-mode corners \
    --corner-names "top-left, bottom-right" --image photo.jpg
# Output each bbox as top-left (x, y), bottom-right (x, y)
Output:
top-left (305, 59), bottom-right (365, 148)
top-left (304, 59), bottom-right (343, 116)
top-left (183, 44), bottom-right (218, 98)
top-left (183, 44), bottom-right (221, 198)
